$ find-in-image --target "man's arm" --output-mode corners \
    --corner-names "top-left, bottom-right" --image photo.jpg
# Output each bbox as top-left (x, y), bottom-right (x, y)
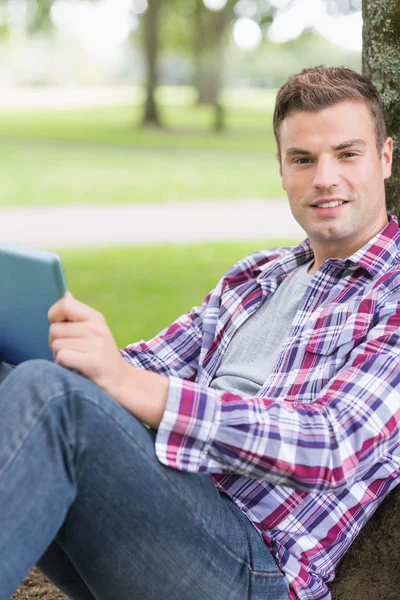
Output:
top-left (108, 361), bottom-right (169, 429)
top-left (47, 288), bottom-right (400, 494)
top-left (153, 294), bottom-right (400, 493)
top-left (47, 290), bottom-right (212, 428)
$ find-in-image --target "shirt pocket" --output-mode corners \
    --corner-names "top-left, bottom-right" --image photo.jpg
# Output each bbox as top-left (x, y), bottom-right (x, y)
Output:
top-left (305, 299), bottom-right (375, 357)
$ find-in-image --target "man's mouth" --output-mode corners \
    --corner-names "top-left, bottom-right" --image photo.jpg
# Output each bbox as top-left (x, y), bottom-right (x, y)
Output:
top-left (311, 199), bottom-right (348, 208)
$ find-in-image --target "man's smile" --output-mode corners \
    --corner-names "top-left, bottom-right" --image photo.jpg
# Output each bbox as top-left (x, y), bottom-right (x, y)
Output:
top-left (309, 198), bottom-right (349, 216)
top-left (310, 198), bottom-right (348, 207)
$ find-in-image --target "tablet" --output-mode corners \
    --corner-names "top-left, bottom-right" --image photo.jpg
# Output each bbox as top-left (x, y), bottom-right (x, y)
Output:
top-left (0, 244), bottom-right (68, 365)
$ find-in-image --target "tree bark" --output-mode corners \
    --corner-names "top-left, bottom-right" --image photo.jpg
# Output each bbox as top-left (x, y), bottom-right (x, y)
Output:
top-left (142, 0), bottom-right (163, 127)
top-left (328, 485), bottom-right (400, 600)
top-left (326, 5), bottom-right (400, 597)
top-left (362, 0), bottom-right (400, 214)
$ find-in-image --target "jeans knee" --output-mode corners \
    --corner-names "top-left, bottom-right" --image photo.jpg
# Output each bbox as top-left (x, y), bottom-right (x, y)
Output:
top-left (14, 358), bottom-right (57, 377)
top-left (9, 359), bottom-right (77, 404)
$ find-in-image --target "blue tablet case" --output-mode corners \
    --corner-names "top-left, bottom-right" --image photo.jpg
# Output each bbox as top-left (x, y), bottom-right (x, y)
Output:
top-left (0, 244), bottom-right (68, 365)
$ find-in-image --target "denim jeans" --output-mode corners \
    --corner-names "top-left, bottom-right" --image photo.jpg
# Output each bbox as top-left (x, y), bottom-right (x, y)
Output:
top-left (0, 359), bottom-right (289, 600)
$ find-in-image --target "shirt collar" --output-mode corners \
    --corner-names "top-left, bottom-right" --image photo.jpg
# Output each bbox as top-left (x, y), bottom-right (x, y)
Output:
top-left (328, 213), bottom-right (400, 279)
top-left (256, 239), bottom-right (313, 281)
top-left (256, 213), bottom-right (400, 281)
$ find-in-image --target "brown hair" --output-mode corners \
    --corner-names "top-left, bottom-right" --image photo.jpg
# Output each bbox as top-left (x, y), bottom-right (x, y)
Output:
top-left (273, 65), bottom-right (387, 156)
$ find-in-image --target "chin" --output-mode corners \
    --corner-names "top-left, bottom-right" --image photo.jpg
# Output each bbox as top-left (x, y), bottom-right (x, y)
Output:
top-left (310, 226), bottom-right (353, 243)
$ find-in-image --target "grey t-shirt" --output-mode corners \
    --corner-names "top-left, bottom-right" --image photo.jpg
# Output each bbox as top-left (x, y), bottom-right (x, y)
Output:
top-left (210, 260), bottom-right (314, 398)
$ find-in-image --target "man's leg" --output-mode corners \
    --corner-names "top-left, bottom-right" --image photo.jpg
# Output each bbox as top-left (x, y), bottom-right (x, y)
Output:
top-left (0, 359), bottom-right (288, 600)
top-left (0, 361), bottom-right (13, 382)
top-left (0, 362), bottom-right (97, 600)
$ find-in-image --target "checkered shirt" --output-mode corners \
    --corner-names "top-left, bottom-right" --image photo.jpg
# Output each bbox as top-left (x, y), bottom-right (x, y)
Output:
top-left (120, 214), bottom-right (400, 600)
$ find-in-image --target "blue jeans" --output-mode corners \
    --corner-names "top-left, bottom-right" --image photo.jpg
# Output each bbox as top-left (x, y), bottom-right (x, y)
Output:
top-left (0, 359), bottom-right (289, 600)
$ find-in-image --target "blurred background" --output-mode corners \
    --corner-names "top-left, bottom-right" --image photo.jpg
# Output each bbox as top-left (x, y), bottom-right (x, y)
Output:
top-left (1, 0), bottom-right (362, 346)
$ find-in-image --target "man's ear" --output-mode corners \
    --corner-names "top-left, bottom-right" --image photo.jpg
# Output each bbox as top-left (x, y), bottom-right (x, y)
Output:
top-left (382, 137), bottom-right (393, 180)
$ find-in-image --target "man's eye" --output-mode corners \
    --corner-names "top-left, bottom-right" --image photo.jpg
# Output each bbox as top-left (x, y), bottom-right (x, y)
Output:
top-left (294, 157), bottom-right (311, 164)
top-left (341, 152), bottom-right (357, 158)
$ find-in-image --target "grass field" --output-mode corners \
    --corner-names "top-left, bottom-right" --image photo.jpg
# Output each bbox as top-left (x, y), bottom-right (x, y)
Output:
top-left (0, 87), bottom-right (285, 207)
top-left (59, 238), bottom-right (295, 347)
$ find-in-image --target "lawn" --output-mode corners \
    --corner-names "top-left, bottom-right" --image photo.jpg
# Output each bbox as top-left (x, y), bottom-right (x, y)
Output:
top-left (0, 87), bottom-right (285, 207)
top-left (58, 238), bottom-right (296, 348)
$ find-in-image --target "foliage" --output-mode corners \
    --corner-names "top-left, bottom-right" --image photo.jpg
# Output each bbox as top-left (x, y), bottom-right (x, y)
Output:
top-left (225, 31), bottom-right (361, 87)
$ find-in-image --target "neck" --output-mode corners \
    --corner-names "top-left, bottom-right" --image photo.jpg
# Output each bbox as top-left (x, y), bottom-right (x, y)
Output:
top-left (308, 216), bottom-right (390, 275)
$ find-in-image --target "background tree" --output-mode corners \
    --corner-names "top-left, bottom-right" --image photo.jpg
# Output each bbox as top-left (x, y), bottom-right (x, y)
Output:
top-left (142, 0), bottom-right (164, 127)
top-left (193, 0), bottom-right (275, 130)
top-left (6, 0), bottom-right (361, 131)
top-left (362, 0), bottom-right (400, 215)
top-left (328, 4), bottom-right (400, 597)
top-left (192, 0), bottom-right (233, 130)
top-left (2, 0), bottom-right (164, 128)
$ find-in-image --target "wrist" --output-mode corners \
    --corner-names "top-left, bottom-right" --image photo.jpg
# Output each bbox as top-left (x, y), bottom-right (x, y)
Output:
top-left (111, 360), bottom-right (169, 429)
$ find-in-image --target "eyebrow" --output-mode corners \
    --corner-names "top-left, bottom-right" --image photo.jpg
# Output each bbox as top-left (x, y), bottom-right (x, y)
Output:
top-left (334, 139), bottom-right (367, 151)
top-left (285, 139), bottom-right (367, 158)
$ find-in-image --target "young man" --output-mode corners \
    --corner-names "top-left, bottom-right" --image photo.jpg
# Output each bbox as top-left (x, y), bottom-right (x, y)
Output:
top-left (1, 66), bottom-right (399, 600)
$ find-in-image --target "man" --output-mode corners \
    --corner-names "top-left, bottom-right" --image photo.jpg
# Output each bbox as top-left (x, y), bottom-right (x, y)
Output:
top-left (1, 66), bottom-right (399, 600)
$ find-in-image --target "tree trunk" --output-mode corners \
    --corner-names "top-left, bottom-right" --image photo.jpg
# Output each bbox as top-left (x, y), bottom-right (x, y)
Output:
top-left (142, 0), bottom-right (163, 127)
top-left (362, 0), bottom-right (400, 215)
top-left (328, 485), bottom-right (400, 600)
top-left (193, 2), bottom-right (230, 130)
top-left (326, 6), bottom-right (400, 597)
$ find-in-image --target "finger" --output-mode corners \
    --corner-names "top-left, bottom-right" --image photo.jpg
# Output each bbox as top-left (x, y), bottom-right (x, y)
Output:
top-left (50, 340), bottom-right (88, 364)
top-left (48, 295), bottom-right (99, 323)
top-left (54, 348), bottom-right (90, 373)
top-left (48, 295), bottom-right (101, 324)
top-left (51, 337), bottom-right (88, 356)
top-left (49, 321), bottom-right (87, 346)
top-left (49, 319), bottom-right (109, 347)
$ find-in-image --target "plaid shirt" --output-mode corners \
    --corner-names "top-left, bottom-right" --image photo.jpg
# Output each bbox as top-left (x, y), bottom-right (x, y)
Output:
top-left (120, 214), bottom-right (400, 600)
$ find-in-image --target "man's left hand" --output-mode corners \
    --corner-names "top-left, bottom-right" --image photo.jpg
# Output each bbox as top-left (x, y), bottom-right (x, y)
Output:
top-left (48, 291), bottom-right (169, 429)
top-left (48, 291), bottom-right (125, 397)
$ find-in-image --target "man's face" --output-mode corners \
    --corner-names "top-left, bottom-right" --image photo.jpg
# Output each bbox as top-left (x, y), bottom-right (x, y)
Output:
top-left (278, 100), bottom-right (393, 262)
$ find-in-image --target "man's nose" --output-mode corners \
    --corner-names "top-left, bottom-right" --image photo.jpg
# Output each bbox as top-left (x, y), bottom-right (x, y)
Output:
top-left (312, 157), bottom-right (340, 190)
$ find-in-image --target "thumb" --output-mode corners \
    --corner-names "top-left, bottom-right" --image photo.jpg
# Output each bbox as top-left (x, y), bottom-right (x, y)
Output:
top-left (64, 290), bottom-right (74, 299)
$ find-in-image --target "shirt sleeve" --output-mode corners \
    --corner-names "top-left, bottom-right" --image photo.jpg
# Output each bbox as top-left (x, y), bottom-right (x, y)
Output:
top-left (155, 293), bottom-right (400, 493)
top-left (119, 291), bottom-right (212, 380)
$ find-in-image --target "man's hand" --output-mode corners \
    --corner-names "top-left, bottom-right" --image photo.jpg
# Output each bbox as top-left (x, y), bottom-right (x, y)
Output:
top-left (48, 291), bottom-right (169, 429)
top-left (48, 291), bottom-right (126, 395)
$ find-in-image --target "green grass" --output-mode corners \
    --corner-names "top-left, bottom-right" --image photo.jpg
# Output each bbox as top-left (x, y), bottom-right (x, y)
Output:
top-left (0, 87), bottom-right (278, 151)
top-left (0, 87), bottom-right (284, 207)
top-left (58, 239), bottom-right (296, 348)
top-left (3, 142), bottom-right (282, 206)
